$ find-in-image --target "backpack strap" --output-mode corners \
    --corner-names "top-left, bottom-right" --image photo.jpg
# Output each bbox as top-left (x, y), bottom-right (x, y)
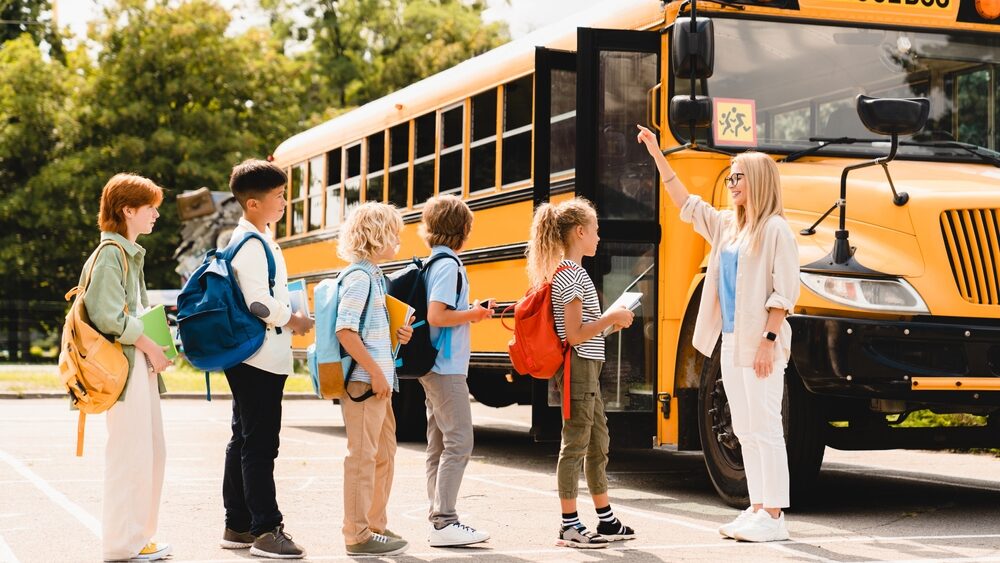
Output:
top-left (79, 240), bottom-right (131, 314)
top-left (224, 232), bottom-right (277, 297)
top-left (551, 263), bottom-right (577, 421)
top-left (338, 266), bottom-right (378, 403)
top-left (421, 253), bottom-right (463, 308)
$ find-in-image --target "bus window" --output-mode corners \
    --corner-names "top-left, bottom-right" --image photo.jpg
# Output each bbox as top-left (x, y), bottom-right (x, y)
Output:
top-left (954, 68), bottom-right (991, 148)
top-left (291, 163), bottom-right (306, 235)
top-left (772, 105), bottom-right (811, 142)
top-left (551, 69), bottom-right (576, 177)
top-left (308, 155), bottom-right (324, 231)
top-left (275, 169), bottom-right (289, 239)
top-left (439, 104), bottom-right (463, 196)
top-left (325, 148), bottom-right (343, 229)
top-left (388, 123), bottom-right (409, 209)
top-left (470, 89), bottom-right (497, 193)
top-left (502, 75), bottom-right (533, 187)
top-left (345, 143), bottom-right (362, 219)
top-left (367, 132), bottom-right (385, 202)
top-left (413, 112), bottom-right (436, 206)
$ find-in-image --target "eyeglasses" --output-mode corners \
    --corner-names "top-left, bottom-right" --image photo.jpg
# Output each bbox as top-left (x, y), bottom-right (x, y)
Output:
top-left (725, 172), bottom-right (745, 188)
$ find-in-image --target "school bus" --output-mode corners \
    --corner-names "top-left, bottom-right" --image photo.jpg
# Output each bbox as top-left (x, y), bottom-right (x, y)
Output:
top-left (270, 0), bottom-right (1000, 506)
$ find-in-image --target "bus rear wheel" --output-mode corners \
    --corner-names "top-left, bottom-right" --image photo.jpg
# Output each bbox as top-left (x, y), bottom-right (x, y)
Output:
top-left (697, 344), bottom-right (826, 508)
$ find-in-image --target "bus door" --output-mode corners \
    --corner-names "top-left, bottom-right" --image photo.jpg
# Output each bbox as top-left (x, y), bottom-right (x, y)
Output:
top-left (531, 46), bottom-right (578, 441)
top-left (577, 28), bottom-right (661, 448)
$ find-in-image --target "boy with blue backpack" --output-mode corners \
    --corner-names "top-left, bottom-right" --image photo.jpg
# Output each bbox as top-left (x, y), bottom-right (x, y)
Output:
top-left (416, 195), bottom-right (493, 547)
top-left (335, 202), bottom-right (414, 556)
top-left (219, 160), bottom-right (313, 559)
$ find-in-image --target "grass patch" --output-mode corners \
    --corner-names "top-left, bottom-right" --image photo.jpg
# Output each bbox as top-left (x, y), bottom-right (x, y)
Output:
top-left (0, 361), bottom-right (314, 395)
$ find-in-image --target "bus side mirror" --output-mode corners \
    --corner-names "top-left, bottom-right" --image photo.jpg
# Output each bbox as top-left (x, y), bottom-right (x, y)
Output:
top-left (856, 95), bottom-right (929, 136)
top-left (672, 17), bottom-right (714, 79)
top-left (670, 95), bottom-right (713, 129)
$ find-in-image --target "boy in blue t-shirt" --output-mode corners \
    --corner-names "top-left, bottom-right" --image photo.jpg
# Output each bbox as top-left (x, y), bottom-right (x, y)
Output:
top-left (418, 195), bottom-right (494, 547)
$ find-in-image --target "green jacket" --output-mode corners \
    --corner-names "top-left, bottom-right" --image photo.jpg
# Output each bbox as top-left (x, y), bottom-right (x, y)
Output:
top-left (78, 232), bottom-right (166, 400)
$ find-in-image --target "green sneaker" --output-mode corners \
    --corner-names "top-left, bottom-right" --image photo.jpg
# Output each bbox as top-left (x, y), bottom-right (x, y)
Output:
top-left (220, 528), bottom-right (256, 549)
top-left (373, 528), bottom-right (402, 540)
top-left (346, 533), bottom-right (408, 556)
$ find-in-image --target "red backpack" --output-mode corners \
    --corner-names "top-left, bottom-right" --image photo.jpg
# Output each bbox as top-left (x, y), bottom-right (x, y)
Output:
top-left (503, 264), bottom-right (574, 419)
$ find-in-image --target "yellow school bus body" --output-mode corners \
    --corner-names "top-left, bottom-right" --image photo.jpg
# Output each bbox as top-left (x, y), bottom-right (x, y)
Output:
top-left (274, 0), bottom-right (1000, 503)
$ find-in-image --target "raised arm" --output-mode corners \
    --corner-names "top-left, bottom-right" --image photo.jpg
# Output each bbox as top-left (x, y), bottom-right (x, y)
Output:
top-left (636, 124), bottom-right (690, 208)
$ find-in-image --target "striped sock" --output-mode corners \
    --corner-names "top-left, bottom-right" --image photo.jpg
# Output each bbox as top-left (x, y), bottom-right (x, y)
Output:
top-left (561, 511), bottom-right (582, 530)
top-left (596, 505), bottom-right (620, 527)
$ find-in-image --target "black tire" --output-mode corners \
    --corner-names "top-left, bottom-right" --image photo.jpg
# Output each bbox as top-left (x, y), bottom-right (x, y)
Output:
top-left (392, 378), bottom-right (427, 442)
top-left (697, 343), bottom-right (826, 508)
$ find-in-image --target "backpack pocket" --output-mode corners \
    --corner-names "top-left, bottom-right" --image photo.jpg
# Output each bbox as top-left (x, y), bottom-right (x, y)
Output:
top-left (178, 306), bottom-right (238, 358)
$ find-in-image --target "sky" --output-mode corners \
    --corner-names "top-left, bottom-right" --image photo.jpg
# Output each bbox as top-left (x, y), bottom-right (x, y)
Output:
top-left (54, 0), bottom-right (607, 43)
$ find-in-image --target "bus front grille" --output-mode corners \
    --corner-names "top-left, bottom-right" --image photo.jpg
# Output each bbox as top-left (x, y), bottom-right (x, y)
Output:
top-left (941, 209), bottom-right (1000, 305)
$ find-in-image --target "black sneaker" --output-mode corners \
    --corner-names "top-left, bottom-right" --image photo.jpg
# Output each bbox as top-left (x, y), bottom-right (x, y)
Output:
top-left (249, 525), bottom-right (305, 559)
top-left (220, 528), bottom-right (256, 549)
top-left (597, 520), bottom-right (636, 541)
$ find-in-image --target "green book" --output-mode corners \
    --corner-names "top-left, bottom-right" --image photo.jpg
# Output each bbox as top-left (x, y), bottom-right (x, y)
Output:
top-left (140, 304), bottom-right (179, 360)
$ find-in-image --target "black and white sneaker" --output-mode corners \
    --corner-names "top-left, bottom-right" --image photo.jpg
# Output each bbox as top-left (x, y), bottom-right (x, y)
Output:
top-left (556, 526), bottom-right (609, 549)
top-left (596, 520), bottom-right (636, 541)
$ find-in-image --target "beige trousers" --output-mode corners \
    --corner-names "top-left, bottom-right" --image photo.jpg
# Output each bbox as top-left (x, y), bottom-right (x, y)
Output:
top-left (102, 348), bottom-right (166, 561)
top-left (341, 381), bottom-right (397, 545)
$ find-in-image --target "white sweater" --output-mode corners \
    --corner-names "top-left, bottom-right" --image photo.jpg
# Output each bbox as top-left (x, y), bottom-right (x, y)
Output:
top-left (229, 217), bottom-right (293, 375)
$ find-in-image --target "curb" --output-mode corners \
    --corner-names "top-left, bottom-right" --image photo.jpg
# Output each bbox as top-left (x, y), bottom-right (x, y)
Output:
top-left (0, 392), bottom-right (322, 401)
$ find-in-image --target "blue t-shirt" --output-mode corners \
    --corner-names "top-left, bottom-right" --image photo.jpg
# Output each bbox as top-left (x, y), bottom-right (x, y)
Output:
top-left (719, 243), bottom-right (739, 334)
top-left (425, 246), bottom-right (470, 375)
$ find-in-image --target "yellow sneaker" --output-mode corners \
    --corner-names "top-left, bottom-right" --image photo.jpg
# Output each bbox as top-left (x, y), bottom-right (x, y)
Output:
top-left (135, 542), bottom-right (172, 560)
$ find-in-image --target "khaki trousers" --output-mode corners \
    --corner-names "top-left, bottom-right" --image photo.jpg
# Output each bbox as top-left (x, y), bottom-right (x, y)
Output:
top-left (341, 381), bottom-right (397, 545)
top-left (555, 351), bottom-right (609, 499)
top-left (102, 349), bottom-right (165, 561)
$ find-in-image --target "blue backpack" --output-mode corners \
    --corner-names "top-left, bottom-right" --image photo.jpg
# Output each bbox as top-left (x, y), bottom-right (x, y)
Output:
top-left (307, 265), bottom-right (377, 400)
top-left (176, 233), bottom-right (276, 372)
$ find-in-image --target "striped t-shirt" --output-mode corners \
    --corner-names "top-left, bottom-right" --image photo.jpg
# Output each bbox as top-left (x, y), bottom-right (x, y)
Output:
top-left (335, 260), bottom-right (397, 390)
top-left (551, 259), bottom-right (605, 361)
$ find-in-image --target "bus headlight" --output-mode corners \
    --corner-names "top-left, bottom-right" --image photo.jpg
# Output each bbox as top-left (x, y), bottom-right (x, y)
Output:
top-left (800, 273), bottom-right (929, 314)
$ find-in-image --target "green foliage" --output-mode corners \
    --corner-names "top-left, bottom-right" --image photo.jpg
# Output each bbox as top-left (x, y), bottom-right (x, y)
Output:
top-left (0, 0), bottom-right (64, 60)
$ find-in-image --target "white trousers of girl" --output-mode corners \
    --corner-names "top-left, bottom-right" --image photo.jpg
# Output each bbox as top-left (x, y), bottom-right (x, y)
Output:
top-left (102, 346), bottom-right (166, 561)
top-left (720, 333), bottom-right (790, 509)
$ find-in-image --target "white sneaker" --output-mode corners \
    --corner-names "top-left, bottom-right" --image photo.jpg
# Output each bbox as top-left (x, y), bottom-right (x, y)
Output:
top-left (428, 522), bottom-right (490, 547)
top-left (719, 507), bottom-right (756, 538)
top-left (733, 510), bottom-right (789, 542)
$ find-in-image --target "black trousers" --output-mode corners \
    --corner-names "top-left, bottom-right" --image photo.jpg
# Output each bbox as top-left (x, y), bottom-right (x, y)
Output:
top-left (222, 363), bottom-right (287, 535)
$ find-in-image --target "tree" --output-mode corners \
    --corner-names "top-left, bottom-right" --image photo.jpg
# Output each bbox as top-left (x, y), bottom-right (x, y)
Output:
top-left (0, 0), bottom-right (64, 60)
top-left (263, 0), bottom-right (509, 117)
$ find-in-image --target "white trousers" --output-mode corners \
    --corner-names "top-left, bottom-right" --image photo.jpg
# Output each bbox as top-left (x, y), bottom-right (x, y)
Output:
top-left (720, 334), bottom-right (789, 509)
top-left (102, 348), bottom-right (166, 561)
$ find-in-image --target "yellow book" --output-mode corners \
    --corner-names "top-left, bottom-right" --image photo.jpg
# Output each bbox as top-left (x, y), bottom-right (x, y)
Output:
top-left (385, 294), bottom-right (415, 356)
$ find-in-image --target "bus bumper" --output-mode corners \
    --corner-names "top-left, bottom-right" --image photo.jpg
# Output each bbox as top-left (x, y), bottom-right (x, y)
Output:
top-left (788, 314), bottom-right (1000, 406)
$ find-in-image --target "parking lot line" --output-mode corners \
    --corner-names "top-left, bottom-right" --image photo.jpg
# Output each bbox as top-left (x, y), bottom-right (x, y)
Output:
top-left (0, 449), bottom-right (101, 537)
top-left (0, 533), bottom-right (20, 563)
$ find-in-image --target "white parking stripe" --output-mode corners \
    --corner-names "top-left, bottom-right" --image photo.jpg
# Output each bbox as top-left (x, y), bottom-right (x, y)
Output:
top-left (0, 450), bottom-right (101, 537)
top-left (0, 533), bottom-right (20, 563)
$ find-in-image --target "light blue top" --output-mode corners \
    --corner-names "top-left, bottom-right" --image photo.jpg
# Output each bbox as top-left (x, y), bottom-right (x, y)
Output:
top-left (426, 246), bottom-right (470, 375)
top-left (719, 242), bottom-right (739, 334)
top-left (335, 260), bottom-right (397, 390)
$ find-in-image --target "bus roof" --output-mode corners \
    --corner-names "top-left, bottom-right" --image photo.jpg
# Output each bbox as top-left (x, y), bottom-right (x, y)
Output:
top-left (271, 0), bottom-right (666, 167)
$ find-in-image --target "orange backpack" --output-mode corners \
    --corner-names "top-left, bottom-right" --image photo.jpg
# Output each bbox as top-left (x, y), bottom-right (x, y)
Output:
top-left (503, 264), bottom-right (574, 419)
top-left (58, 240), bottom-right (131, 456)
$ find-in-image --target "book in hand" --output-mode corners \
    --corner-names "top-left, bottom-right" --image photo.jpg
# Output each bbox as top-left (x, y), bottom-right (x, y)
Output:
top-left (385, 294), bottom-right (415, 356)
top-left (287, 279), bottom-right (310, 317)
top-left (140, 304), bottom-right (179, 359)
top-left (601, 291), bottom-right (642, 337)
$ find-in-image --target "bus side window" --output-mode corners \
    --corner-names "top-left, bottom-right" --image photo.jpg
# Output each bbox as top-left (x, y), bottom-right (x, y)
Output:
top-left (439, 104), bottom-right (463, 196)
top-left (388, 123), bottom-right (409, 209)
top-left (367, 132), bottom-right (385, 203)
top-left (291, 162), bottom-right (307, 235)
top-left (470, 88), bottom-right (498, 194)
top-left (345, 143), bottom-right (362, 219)
top-left (413, 112), bottom-right (436, 206)
top-left (551, 69), bottom-right (576, 177)
top-left (325, 148), bottom-right (343, 229)
top-left (502, 74), bottom-right (533, 187)
top-left (308, 155), bottom-right (324, 231)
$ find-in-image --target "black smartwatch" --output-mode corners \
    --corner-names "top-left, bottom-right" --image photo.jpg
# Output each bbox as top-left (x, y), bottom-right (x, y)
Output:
top-left (762, 331), bottom-right (778, 341)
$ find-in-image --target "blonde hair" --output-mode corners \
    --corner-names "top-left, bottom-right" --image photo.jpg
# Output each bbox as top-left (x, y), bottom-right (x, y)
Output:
top-left (731, 152), bottom-right (784, 252)
top-left (419, 194), bottom-right (473, 250)
top-left (337, 202), bottom-right (403, 262)
top-left (525, 197), bottom-right (597, 288)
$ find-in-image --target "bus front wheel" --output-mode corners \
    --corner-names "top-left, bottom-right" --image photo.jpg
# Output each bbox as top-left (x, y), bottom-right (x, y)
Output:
top-left (697, 343), bottom-right (826, 508)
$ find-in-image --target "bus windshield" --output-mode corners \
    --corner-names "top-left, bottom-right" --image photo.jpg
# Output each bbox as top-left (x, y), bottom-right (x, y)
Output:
top-left (689, 18), bottom-right (1000, 159)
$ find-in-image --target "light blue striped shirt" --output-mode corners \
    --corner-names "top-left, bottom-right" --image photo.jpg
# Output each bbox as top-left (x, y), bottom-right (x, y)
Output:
top-left (335, 260), bottom-right (396, 390)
